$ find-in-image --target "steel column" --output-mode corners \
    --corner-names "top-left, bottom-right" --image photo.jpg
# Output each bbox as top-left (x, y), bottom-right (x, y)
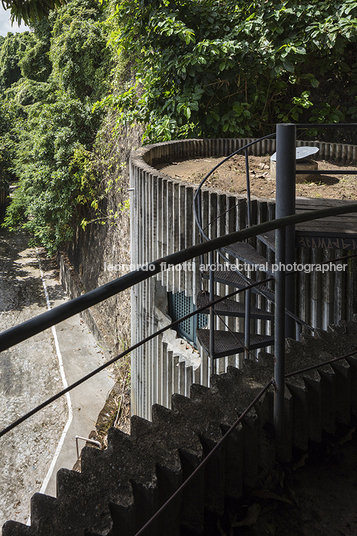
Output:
top-left (276, 123), bottom-right (296, 338)
top-left (274, 226), bottom-right (286, 443)
top-left (244, 148), bottom-right (252, 356)
top-left (209, 250), bottom-right (216, 374)
top-left (275, 123), bottom-right (296, 442)
top-left (244, 288), bottom-right (251, 358)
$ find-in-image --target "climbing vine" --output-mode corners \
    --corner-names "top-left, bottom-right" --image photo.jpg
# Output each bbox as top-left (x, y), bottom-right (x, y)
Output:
top-left (106, 0), bottom-right (357, 142)
top-left (1, 0), bottom-right (112, 254)
top-left (2, 0), bottom-right (357, 253)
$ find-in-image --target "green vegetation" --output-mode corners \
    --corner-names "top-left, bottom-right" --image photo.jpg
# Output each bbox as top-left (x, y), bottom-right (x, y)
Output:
top-left (2, 0), bottom-right (67, 26)
top-left (108, 0), bottom-right (357, 141)
top-left (1, 0), bottom-right (357, 252)
top-left (0, 0), bottom-right (111, 253)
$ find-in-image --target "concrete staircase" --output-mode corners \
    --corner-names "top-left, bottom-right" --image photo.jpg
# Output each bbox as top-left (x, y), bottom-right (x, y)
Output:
top-left (3, 320), bottom-right (357, 536)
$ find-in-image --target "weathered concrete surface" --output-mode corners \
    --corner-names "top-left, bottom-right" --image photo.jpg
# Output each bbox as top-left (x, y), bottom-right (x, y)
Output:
top-left (0, 229), bottom-right (114, 526)
top-left (3, 320), bottom-right (357, 535)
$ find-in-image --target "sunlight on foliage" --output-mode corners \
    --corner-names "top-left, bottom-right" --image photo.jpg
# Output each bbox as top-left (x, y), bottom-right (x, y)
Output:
top-left (0, 0), bottom-right (111, 254)
top-left (1, 0), bottom-right (357, 253)
top-left (101, 0), bottom-right (357, 143)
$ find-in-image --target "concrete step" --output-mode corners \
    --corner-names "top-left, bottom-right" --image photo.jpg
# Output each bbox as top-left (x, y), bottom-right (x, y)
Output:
top-left (56, 468), bottom-right (82, 500)
top-left (5, 321), bottom-right (357, 536)
top-left (303, 374), bottom-right (323, 443)
top-left (286, 381), bottom-right (309, 451)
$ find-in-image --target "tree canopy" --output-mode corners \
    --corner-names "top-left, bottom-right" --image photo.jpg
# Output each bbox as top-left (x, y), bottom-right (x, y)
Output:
top-left (106, 0), bottom-right (357, 142)
top-left (1, 0), bottom-right (357, 253)
top-left (0, 0), bottom-right (111, 253)
top-left (1, 0), bottom-right (65, 25)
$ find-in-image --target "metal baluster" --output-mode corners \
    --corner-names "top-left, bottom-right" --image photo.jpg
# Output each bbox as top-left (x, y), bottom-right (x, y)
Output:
top-left (244, 148), bottom-right (252, 357)
top-left (209, 249), bottom-right (216, 375)
top-left (275, 123), bottom-right (296, 339)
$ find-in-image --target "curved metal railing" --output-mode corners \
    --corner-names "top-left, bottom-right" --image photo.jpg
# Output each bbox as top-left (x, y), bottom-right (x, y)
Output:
top-left (1, 200), bottom-right (357, 534)
top-left (193, 132), bottom-right (279, 363)
top-left (1, 202), bottom-right (357, 426)
top-left (1, 128), bottom-right (357, 533)
top-left (192, 124), bottom-right (357, 365)
top-left (193, 132), bottom-right (276, 240)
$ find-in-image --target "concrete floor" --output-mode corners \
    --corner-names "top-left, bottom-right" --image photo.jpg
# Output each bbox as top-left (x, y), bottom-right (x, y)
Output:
top-left (0, 229), bottom-right (114, 526)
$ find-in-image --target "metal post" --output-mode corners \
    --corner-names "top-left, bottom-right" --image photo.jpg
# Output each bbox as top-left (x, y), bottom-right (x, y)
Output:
top-left (244, 148), bottom-right (252, 357)
top-left (209, 250), bottom-right (216, 375)
top-left (274, 226), bottom-right (286, 443)
top-left (244, 288), bottom-right (251, 357)
top-left (276, 123), bottom-right (296, 339)
top-left (197, 190), bottom-right (205, 270)
top-left (245, 148), bottom-right (252, 227)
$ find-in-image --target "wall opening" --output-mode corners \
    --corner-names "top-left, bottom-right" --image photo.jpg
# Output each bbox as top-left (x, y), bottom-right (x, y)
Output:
top-left (168, 291), bottom-right (207, 347)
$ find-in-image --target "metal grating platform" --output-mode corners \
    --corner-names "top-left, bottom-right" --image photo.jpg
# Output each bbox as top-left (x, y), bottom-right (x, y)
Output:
top-left (200, 265), bottom-right (275, 301)
top-left (222, 242), bottom-right (274, 275)
top-left (257, 230), bottom-right (276, 252)
top-left (197, 329), bottom-right (274, 358)
top-left (197, 291), bottom-right (274, 320)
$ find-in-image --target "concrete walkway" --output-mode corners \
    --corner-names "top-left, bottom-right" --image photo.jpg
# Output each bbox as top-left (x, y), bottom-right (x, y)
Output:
top-left (0, 229), bottom-right (114, 526)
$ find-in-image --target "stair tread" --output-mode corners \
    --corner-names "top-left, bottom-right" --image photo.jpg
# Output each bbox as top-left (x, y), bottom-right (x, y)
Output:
top-left (222, 242), bottom-right (273, 274)
top-left (200, 266), bottom-right (275, 301)
top-left (257, 230), bottom-right (276, 251)
top-left (197, 291), bottom-right (274, 320)
top-left (197, 329), bottom-right (274, 358)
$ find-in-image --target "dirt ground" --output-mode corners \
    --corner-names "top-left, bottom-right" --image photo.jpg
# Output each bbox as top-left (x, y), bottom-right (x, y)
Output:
top-left (159, 154), bottom-right (357, 200)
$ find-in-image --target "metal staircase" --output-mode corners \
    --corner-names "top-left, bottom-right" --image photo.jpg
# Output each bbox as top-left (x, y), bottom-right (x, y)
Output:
top-left (196, 255), bottom-right (276, 359)
top-left (194, 123), bottom-right (357, 369)
top-left (194, 127), bottom-right (302, 367)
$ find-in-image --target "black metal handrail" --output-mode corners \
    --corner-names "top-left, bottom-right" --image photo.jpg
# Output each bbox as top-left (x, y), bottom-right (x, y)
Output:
top-left (0, 204), bottom-right (356, 442)
top-left (1, 203), bottom-right (357, 354)
top-left (2, 130), bottom-right (357, 533)
top-left (1, 198), bottom-right (357, 536)
top-left (134, 340), bottom-right (357, 536)
top-left (193, 132), bottom-right (276, 241)
top-left (1, 202), bottom-right (356, 354)
top-left (193, 124), bottom-right (357, 240)
top-left (0, 277), bottom-right (274, 439)
top-left (193, 125), bottom-right (357, 365)
top-left (297, 123), bottom-right (357, 128)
